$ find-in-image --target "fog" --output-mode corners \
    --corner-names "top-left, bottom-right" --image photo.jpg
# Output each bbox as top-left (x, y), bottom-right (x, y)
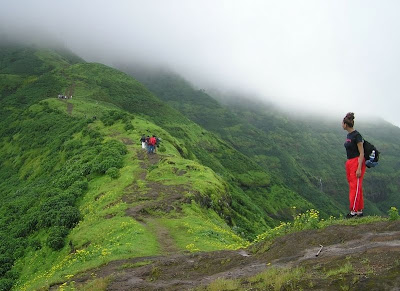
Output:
top-left (1, 0), bottom-right (400, 127)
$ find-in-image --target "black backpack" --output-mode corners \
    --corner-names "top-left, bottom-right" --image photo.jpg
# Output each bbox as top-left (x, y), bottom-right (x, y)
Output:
top-left (364, 140), bottom-right (380, 167)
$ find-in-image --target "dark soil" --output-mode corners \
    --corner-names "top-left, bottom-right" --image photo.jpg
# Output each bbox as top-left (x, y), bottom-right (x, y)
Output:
top-left (121, 138), bottom-right (133, 145)
top-left (55, 220), bottom-right (400, 290)
top-left (123, 150), bottom-right (189, 221)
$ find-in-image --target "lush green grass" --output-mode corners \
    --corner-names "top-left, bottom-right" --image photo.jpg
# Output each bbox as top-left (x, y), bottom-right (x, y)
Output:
top-left (159, 204), bottom-right (249, 252)
top-left (1, 92), bottom-right (252, 290)
top-left (196, 266), bottom-right (308, 291)
top-left (325, 261), bottom-right (353, 278)
top-left (7, 106), bottom-right (249, 289)
top-left (253, 209), bottom-right (388, 247)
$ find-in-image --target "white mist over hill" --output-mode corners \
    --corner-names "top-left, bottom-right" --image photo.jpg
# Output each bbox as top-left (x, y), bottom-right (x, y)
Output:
top-left (1, 0), bottom-right (400, 127)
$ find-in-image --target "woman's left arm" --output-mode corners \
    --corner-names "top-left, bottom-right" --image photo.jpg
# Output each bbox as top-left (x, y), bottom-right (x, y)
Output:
top-left (356, 142), bottom-right (364, 177)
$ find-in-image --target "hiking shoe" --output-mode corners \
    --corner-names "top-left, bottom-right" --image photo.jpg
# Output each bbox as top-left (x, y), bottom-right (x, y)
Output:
top-left (356, 212), bottom-right (364, 217)
top-left (346, 213), bottom-right (357, 219)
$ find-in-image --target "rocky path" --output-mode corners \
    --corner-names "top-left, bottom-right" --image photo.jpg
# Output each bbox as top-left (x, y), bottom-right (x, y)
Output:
top-left (122, 149), bottom-right (187, 258)
top-left (59, 220), bottom-right (400, 290)
top-left (57, 81), bottom-right (75, 115)
top-left (145, 217), bottom-right (180, 254)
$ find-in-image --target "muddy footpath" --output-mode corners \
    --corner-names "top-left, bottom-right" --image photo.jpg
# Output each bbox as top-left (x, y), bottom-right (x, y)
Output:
top-left (53, 220), bottom-right (400, 290)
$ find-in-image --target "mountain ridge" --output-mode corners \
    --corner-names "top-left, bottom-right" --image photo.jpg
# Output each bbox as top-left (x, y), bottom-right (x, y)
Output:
top-left (119, 65), bottom-right (400, 215)
top-left (1, 44), bottom-right (400, 290)
top-left (0, 45), bottom-right (308, 290)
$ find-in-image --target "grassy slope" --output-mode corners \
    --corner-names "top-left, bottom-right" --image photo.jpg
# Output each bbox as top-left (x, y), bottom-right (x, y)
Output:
top-left (60, 62), bottom-right (314, 231)
top-left (10, 100), bottom-right (247, 290)
top-left (0, 46), bottom-right (311, 290)
top-left (122, 69), bottom-right (400, 216)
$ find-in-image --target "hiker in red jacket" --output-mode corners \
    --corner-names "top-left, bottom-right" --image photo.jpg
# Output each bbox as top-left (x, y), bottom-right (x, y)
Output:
top-left (342, 112), bottom-right (366, 218)
top-left (148, 135), bottom-right (157, 154)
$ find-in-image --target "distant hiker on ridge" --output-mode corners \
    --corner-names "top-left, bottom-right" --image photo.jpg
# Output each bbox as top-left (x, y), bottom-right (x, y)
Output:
top-left (154, 135), bottom-right (161, 153)
top-left (148, 135), bottom-right (157, 154)
top-left (140, 134), bottom-right (146, 150)
top-left (342, 112), bottom-right (366, 218)
top-left (145, 135), bottom-right (150, 150)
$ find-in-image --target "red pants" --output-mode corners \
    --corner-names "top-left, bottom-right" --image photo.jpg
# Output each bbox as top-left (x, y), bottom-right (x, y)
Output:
top-left (345, 157), bottom-right (366, 212)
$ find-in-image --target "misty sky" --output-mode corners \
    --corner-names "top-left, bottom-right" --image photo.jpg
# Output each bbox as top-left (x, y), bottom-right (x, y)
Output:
top-left (1, 0), bottom-right (400, 127)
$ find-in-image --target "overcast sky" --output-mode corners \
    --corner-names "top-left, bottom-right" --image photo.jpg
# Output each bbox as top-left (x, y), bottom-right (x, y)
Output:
top-left (1, 0), bottom-right (400, 127)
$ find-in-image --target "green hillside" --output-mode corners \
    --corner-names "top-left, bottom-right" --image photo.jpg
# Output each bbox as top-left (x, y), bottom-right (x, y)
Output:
top-left (0, 45), bottom-right (315, 290)
top-left (2, 44), bottom-right (399, 290)
top-left (120, 68), bottom-right (400, 216)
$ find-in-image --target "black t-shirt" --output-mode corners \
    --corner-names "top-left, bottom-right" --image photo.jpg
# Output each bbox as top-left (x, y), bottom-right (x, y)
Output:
top-left (344, 130), bottom-right (363, 159)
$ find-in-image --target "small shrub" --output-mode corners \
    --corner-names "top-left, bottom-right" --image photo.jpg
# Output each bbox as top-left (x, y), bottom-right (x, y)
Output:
top-left (106, 167), bottom-right (120, 179)
top-left (93, 157), bottom-right (122, 173)
top-left (255, 209), bottom-right (321, 244)
top-left (0, 278), bottom-right (14, 291)
top-left (124, 122), bottom-right (134, 131)
top-left (293, 209), bottom-right (320, 230)
top-left (57, 206), bottom-right (81, 228)
top-left (65, 181), bottom-right (88, 198)
top-left (47, 226), bottom-right (68, 250)
top-left (0, 256), bottom-right (13, 277)
top-left (388, 207), bottom-right (400, 221)
top-left (55, 171), bottom-right (82, 189)
top-left (100, 110), bottom-right (129, 126)
top-left (75, 180), bottom-right (89, 191)
top-left (62, 139), bottom-right (82, 151)
top-left (158, 145), bottom-right (166, 153)
top-left (29, 238), bottom-right (42, 250)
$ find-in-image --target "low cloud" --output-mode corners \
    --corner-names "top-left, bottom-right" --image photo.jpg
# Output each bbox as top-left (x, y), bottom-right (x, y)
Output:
top-left (1, 0), bottom-right (400, 126)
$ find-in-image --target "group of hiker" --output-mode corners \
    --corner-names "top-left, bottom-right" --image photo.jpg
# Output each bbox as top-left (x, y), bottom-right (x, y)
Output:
top-left (58, 94), bottom-right (72, 99)
top-left (140, 134), bottom-right (161, 154)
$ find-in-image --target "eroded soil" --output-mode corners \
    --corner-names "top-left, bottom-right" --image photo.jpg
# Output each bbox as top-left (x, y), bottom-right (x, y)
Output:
top-left (53, 221), bottom-right (400, 290)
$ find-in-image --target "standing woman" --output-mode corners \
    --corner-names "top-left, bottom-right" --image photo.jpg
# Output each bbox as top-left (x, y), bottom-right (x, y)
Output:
top-left (342, 112), bottom-right (366, 218)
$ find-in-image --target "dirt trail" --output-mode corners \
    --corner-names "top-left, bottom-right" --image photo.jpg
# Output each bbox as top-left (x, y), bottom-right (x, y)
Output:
top-left (295, 231), bottom-right (400, 264)
top-left (124, 150), bottom-right (184, 212)
top-left (57, 81), bottom-right (76, 115)
top-left (66, 102), bottom-right (73, 115)
top-left (55, 221), bottom-right (400, 290)
top-left (122, 149), bottom-right (185, 255)
top-left (145, 218), bottom-right (180, 254)
top-left (65, 82), bottom-right (76, 98)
